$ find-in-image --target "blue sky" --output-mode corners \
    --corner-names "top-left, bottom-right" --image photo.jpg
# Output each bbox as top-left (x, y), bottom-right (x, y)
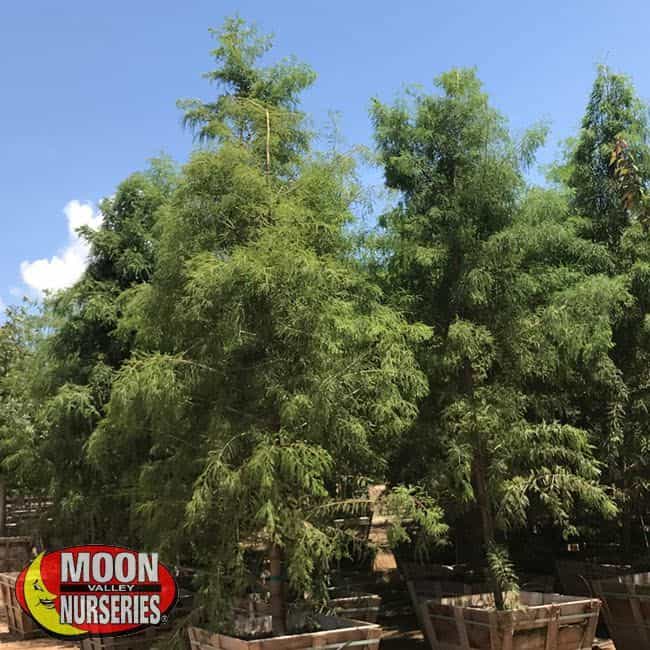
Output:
top-left (2, 0), bottom-right (650, 310)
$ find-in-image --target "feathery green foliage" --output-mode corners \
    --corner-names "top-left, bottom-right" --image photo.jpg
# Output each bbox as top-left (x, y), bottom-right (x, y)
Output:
top-left (7, 19), bottom-right (650, 626)
top-left (561, 66), bottom-right (650, 553)
top-left (10, 160), bottom-right (177, 545)
top-left (84, 20), bottom-right (439, 633)
top-left (372, 68), bottom-right (616, 608)
top-left (178, 16), bottom-right (315, 177)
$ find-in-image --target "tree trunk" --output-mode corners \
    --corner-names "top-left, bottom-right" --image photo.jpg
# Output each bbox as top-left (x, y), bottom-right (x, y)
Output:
top-left (473, 450), bottom-right (505, 610)
top-left (462, 362), bottom-right (505, 609)
top-left (265, 109), bottom-right (271, 177)
top-left (622, 479), bottom-right (632, 555)
top-left (0, 479), bottom-right (6, 537)
top-left (269, 543), bottom-right (286, 635)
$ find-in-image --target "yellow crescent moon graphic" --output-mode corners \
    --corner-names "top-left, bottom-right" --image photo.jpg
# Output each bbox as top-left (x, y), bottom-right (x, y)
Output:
top-left (23, 552), bottom-right (87, 637)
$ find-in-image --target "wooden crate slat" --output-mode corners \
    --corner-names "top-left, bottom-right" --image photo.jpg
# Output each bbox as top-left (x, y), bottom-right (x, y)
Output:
top-left (0, 537), bottom-right (32, 572)
top-left (78, 628), bottom-right (163, 650)
top-left (407, 579), bottom-right (490, 628)
top-left (593, 572), bottom-right (650, 650)
top-left (556, 560), bottom-right (631, 598)
top-left (0, 571), bottom-right (42, 639)
top-left (420, 591), bottom-right (600, 650)
top-left (327, 594), bottom-right (382, 623)
top-left (188, 615), bottom-right (380, 650)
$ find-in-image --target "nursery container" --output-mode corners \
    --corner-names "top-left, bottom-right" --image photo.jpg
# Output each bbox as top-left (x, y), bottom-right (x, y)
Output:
top-left (0, 539), bottom-right (31, 624)
top-left (0, 537), bottom-right (31, 572)
top-left (0, 572), bottom-right (42, 639)
top-left (593, 572), bottom-right (650, 650)
top-left (406, 579), bottom-right (489, 627)
top-left (79, 629), bottom-right (163, 650)
top-left (556, 559), bottom-right (630, 597)
top-left (420, 591), bottom-right (600, 650)
top-left (326, 592), bottom-right (382, 623)
top-left (188, 614), bottom-right (381, 650)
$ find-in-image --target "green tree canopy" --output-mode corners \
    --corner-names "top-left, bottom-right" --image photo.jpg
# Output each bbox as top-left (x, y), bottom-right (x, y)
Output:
top-left (372, 69), bottom-right (617, 606)
top-left (179, 16), bottom-right (316, 177)
top-left (86, 20), bottom-right (442, 634)
top-left (562, 66), bottom-right (650, 552)
top-left (13, 160), bottom-right (177, 546)
top-left (565, 65), bottom-right (650, 247)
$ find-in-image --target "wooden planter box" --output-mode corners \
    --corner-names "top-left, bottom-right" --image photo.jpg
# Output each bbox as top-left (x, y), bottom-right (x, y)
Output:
top-left (592, 572), bottom-right (650, 650)
top-left (0, 537), bottom-right (33, 625)
top-left (556, 559), bottom-right (630, 598)
top-left (407, 580), bottom-right (489, 627)
top-left (0, 571), bottom-right (42, 640)
top-left (326, 593), bottom-right (382, 623)
top-left (0, 536), bottom-right (31, 572)
top-left (407, 575), bottom-right (556, 626)
top-left (420, 591), bottom-right (600, 650)
top-left (188, 615), bottom-right (381, 650)
top-left (79, 629), bottom-right (163, 650)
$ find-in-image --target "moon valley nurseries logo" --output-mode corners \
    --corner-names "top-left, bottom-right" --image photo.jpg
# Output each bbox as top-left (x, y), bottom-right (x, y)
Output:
top-left (15, 545), bottom-right (178, 639)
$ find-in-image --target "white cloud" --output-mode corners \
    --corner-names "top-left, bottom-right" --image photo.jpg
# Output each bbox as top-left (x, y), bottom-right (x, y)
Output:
top-left (20, 200), bottom-right (103, 295)
top-left (0, 297), bottom-right (5, 314)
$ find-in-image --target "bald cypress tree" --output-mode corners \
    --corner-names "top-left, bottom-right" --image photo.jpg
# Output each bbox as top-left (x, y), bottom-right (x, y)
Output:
top-left (563, 66), bottom-right (650, 553)
top-left (89, 18), bottom-right (442, 634)
top-left (568, 65), bottom-right (650, 248)
top-left (0, 305), bottom-right (46, 529)
top-left (372, 69), bottom-right (617, 607)
top-left (7, 161), bottom-right (177, 546)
